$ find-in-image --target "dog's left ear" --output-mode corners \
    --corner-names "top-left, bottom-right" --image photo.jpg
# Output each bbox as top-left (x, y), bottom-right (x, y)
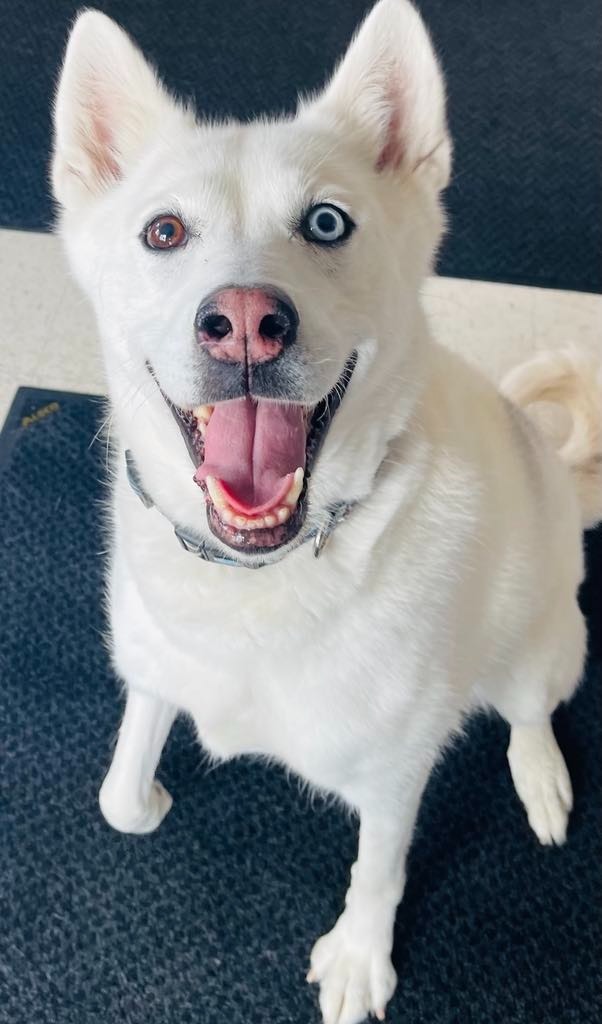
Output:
top-left (303, 0), bottom-right (451, 190)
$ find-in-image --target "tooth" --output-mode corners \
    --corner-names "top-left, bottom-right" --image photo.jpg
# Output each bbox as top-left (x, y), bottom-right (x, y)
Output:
top-left (193, 404), bottom-right (214, 423)
top-left (207, 484), bottom-right (290, 530)
top-left (284, 467), bottom-right (304, 507)
top-left (205, 476), bottom-right (227, 508)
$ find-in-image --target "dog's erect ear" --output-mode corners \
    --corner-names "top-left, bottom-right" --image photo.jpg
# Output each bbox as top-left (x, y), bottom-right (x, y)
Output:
top-left (52, 10), bottom-right (184, 209)
top-left (304, 0), bottom-right (451, 189)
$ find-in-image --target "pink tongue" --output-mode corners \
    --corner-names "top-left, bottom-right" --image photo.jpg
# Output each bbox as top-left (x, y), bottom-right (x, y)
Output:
top-left (195, 397), bottom-right (306, 514)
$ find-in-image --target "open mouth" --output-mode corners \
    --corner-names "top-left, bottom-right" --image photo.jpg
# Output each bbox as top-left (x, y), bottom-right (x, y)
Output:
top-left (168, 354), bottom-right (357, 554)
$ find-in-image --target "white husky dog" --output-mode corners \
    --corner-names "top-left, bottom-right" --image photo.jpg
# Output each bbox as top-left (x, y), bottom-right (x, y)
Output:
top-left (52, 2), bottom-right (602, 1021)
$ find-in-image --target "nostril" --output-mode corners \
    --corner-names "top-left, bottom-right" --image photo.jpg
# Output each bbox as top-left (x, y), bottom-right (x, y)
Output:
top-left (200, 313), bottom-right (232, 340)
top-left (259, 313), bottom-right (289, 341)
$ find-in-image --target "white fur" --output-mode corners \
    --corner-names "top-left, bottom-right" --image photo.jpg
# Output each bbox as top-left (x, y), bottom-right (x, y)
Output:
top-left (502, 348), bottom-right (602, 529)
top-left (52, 3), bottom-right (601, 1022)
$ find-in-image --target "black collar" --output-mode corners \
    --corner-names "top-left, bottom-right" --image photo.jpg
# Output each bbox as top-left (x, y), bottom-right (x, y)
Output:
top-left (125, 449), bottom-right (356, 569)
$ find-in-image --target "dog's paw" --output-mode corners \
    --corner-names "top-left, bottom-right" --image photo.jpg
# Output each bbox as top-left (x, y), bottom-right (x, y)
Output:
top-left (99, 777), bottom-right (173, 835)
top-left (307, 920), bottom-right (397, 1024)
top-left (508, 723), bottom-right (573, 846)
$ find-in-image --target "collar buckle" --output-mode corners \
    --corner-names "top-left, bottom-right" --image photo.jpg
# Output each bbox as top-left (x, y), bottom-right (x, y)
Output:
top-left (313, 502), bottom-right (354, 559)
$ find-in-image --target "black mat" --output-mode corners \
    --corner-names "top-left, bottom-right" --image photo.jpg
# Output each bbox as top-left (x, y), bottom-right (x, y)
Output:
top-left (1, 386), bottom-right (601, 1024)
top-left (0, 0), bottom-right (601, 293)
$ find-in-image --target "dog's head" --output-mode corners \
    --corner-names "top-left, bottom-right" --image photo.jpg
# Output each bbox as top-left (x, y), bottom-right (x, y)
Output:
top-left (52, 0), bottom-right (450, 564)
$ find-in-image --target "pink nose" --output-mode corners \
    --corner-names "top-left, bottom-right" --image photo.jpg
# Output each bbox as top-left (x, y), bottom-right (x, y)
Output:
top-left (195, 287), bottom-right (298, 364)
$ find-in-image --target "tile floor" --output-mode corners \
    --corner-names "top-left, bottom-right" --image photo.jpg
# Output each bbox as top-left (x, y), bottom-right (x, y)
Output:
top-left (0, 227), bottom-right (600, 425)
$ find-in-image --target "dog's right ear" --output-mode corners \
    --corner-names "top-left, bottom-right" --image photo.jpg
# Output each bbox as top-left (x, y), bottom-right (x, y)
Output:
top-left (52, 10), bottom-right (185, 210)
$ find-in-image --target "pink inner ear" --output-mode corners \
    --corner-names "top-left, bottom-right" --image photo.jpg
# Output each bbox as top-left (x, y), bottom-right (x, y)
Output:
top-left (375, 83), bottom-right (405, 172)
top-left (86, 96), bottom-right (121, 183)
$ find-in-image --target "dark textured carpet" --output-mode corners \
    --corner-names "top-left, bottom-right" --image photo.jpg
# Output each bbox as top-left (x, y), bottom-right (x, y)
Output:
top-left (0, 0), bottom-right (600, 293)
top-left (1, 386), bottom-right (601, 1023)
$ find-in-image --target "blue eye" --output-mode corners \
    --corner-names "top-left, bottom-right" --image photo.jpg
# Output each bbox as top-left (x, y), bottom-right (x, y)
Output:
top-left (302, 204), bottom-right (354, 245)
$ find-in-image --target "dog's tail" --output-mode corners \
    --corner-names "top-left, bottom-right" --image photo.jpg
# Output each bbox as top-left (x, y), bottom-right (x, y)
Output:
top-left (501, 348), bottom-right (602, 529)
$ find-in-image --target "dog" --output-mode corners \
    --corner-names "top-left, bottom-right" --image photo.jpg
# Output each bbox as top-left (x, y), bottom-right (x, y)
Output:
top-left (51, 2), bottom-right (602, 1021)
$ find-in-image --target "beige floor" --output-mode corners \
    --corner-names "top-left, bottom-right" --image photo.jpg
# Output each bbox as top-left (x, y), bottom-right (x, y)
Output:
top-left (0, 227), bottom-right (600, 424)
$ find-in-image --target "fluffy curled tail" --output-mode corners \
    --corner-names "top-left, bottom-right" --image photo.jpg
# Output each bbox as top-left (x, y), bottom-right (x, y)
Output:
top-left (501, 348), bottom-right (602, 529)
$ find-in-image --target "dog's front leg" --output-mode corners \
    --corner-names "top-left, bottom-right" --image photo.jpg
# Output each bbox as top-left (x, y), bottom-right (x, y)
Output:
top-left (99, 686), bottom-right (176, 834)
top-left (308, 775), bottom-right (430, 1024)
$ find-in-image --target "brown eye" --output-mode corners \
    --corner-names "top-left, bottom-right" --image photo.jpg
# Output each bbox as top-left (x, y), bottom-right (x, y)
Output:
top-left (145, 215), bottom-right (187, 250)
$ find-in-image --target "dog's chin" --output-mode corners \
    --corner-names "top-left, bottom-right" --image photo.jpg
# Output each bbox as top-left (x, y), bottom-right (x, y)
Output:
top-left (204, 488), bottom-right (308, 554)
top-left (204, 502), bottom-right (307, 561)
top-left (163, 353), bottom-right (357, 556)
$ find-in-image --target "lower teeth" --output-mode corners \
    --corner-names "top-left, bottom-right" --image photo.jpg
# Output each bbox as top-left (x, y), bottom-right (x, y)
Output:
top-left (205, 471), bottom-right (302, 531)
top-left (218, 505), bottom-right (292, 531)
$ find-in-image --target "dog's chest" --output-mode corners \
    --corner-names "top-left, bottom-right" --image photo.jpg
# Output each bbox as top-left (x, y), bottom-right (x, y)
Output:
top-left (114, 549), bottom-right (416, 788)
top-left (171, 616), bottom-right (389, 785)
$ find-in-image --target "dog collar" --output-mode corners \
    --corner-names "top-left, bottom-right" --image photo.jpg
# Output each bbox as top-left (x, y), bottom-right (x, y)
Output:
top-left (124, 449), bottom-right (356, 569)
